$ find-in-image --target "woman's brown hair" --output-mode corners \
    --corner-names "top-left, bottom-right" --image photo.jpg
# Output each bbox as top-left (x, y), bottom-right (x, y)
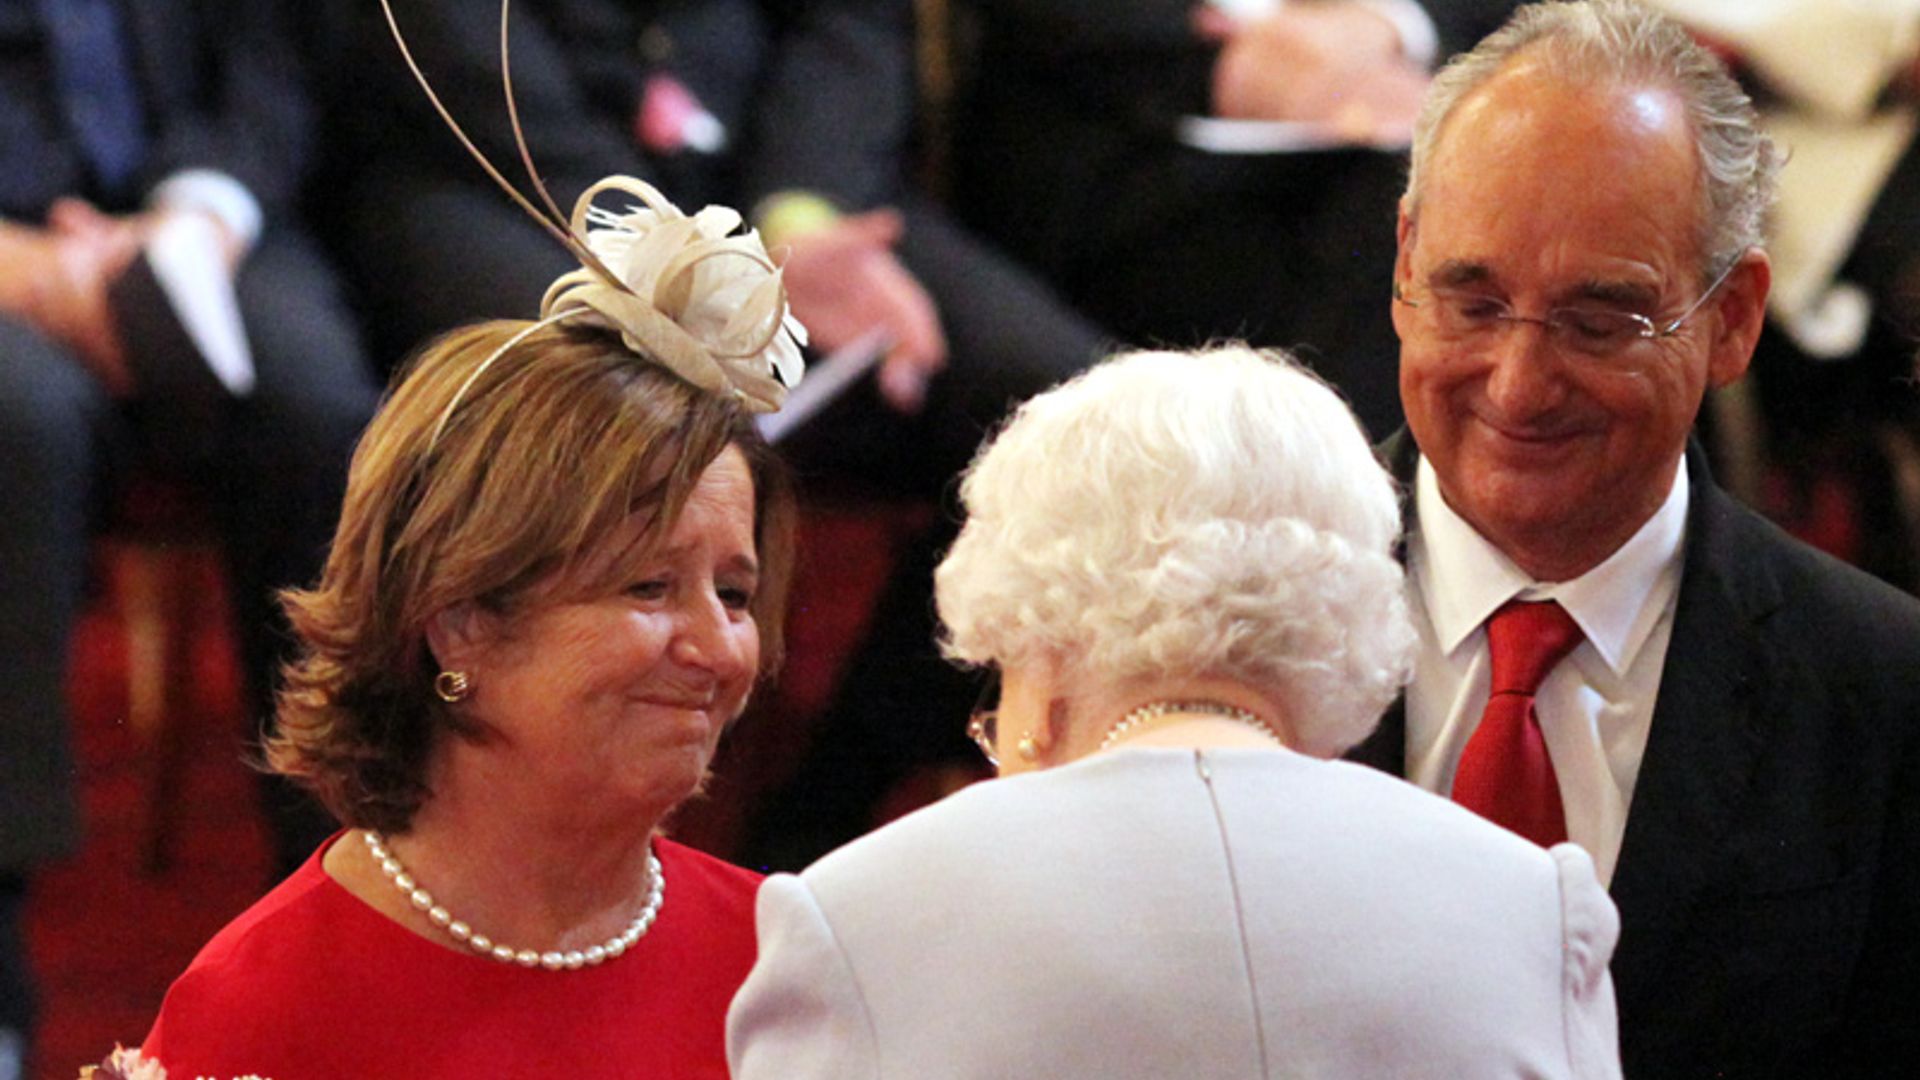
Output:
top-left (266, 320), bottom-right (795, 833)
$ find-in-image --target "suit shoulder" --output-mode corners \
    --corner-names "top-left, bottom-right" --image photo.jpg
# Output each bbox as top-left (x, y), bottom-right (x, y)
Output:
top-left (1705, 494), bottom-right (1920, 658)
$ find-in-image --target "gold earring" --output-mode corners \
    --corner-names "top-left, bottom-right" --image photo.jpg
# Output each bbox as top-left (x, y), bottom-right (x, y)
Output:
top-left (434, 670), bottom-right (471, 703)
top-left (1016, 733), bottom-right (1039, 762)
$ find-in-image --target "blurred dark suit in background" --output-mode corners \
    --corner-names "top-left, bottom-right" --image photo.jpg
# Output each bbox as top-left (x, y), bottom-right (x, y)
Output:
top-left (0, 0), bottom-right (377, 1071)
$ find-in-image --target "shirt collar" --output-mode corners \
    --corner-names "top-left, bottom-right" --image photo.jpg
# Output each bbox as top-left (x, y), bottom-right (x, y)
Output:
top-left (1411, 454), bottom-right (1689, 674)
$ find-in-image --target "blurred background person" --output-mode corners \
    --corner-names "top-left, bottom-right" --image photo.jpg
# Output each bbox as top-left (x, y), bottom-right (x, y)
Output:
top-left (728, 346), bottom-right (1621, 1079)
top-left (0, 0), bottom-right (376, 1073)
top-left (309, 0), bottom-right (1106, 428)
top-left (139, 171), bottom-right (804, 1074)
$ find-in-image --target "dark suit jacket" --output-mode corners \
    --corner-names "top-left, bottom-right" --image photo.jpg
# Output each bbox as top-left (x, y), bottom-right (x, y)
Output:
top-left (0, 0), bottom-right (312, 218)
top-left (1352, 431), bottom-right (1920, 1078)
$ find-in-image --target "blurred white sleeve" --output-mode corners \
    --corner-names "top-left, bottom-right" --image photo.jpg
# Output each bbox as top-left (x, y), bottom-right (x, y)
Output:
top-left (1552, 844), bottom-right (1625, 1080)
top-left (728, 874), bottom-right (880, 1080)
top-left (148, 169), bottom-right (263, 255)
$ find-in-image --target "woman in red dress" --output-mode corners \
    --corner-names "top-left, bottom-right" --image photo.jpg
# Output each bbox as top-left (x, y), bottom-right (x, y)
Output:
top-left (138, 163), bottom-right (805, 1076)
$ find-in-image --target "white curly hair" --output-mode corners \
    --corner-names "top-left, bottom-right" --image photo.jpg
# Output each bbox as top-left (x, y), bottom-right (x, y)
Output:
top-left (935, 345), bottom-right (1415, 758)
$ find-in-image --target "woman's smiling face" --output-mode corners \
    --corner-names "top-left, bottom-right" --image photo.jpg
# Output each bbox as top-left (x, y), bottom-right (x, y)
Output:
top-left (452, 445), bottom-right (762, 819)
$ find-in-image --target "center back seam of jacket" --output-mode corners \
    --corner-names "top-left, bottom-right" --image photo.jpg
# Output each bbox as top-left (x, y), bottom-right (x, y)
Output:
top-left (1194, 749), bottom-right (1274, 1079)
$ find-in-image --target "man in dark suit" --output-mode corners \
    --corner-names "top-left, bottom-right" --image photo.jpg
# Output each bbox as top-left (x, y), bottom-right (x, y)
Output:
top-left (0, 1), bottom-right (376, 1068)
top-left (1347, 2), bottom-right (1920, 1075)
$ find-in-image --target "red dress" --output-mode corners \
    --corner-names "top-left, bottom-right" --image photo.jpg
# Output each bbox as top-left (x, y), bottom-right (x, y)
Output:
top-left (143, 834), bottom-right (761, 1078)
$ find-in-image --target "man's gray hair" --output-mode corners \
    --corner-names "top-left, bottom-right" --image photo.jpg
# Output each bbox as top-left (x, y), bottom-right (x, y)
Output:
top-left (1405, 0), bottom-right (1780, 278)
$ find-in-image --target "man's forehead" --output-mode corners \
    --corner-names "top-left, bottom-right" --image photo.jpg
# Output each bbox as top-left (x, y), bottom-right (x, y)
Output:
top-left (1410, 63), bottom-right (1702, 283)
top-left (1429, 59), bottom-right (1692, 176)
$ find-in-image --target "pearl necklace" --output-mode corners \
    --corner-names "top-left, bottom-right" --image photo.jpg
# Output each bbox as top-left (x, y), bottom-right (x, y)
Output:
top-left (1098, 700), bottom-right (1284, 752)
top-left (362, 830), bottom-right (664, 971)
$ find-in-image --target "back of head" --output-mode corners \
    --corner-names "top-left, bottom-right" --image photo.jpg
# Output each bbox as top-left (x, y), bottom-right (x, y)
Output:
top-left (1406, 0), bottom-right (1778, 277)
top-left (936, 346), bottom-right (1414, 758)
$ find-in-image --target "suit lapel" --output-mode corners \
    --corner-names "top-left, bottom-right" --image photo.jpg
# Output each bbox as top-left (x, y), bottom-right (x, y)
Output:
top-left (1349, 430), bottom-right (1422, 775)
top-left (1606, 445), bottom-right (1782, 994)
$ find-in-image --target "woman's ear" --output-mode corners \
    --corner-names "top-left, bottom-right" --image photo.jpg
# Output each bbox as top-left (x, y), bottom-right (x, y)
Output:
top-left (998, 657), bottom-right (1069, 770)
top-left (1042, 696), bottom-right (1071, 755)
top-left (424, 601), bottom-right (491, 673)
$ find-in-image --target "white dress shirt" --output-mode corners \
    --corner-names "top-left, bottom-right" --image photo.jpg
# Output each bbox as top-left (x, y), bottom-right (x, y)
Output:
top-left (1405, 455), bottom-right (1688, 885)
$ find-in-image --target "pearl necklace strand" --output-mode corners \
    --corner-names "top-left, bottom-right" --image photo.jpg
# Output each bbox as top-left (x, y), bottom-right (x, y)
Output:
top-left (362, 830), bottom-right (663, 971)
top-left (1098, 700), bottom-right (1284, 752)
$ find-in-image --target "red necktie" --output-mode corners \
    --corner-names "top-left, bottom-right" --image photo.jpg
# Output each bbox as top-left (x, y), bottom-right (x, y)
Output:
top-left (1452, 600), bottom-right (1584, 847)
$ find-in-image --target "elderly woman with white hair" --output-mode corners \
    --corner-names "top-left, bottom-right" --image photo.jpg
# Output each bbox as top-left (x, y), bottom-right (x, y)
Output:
top-left (727, 345), bottom-right (1623, 1079)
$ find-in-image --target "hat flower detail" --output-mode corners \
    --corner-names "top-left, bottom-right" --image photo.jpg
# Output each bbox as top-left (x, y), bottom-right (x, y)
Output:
top-left (543, 177), bottom-right (806, 413)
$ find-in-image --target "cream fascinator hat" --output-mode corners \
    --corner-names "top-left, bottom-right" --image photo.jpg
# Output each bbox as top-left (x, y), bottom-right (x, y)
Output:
top-left (376, 0), bottom-right (805, 441)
